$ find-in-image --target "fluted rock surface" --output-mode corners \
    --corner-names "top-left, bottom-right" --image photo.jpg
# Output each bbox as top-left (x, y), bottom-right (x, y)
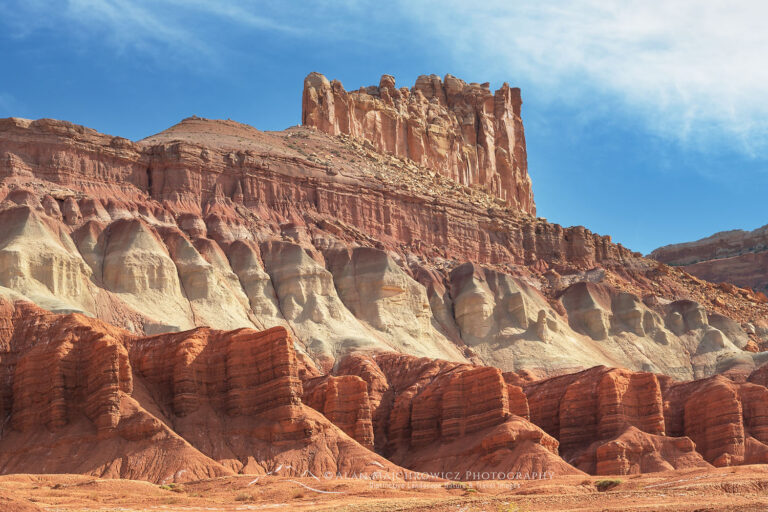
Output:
top-left (303, 375), bottom-right (375, 449)
top-left (0, 301), bottom-right (231, 482)
top-left (314, 352), bottom-right (582, 478)
top-left (308, 353), bottom-right (768, 477)
top-left (0, 299), bottom-right (402, 482)
top-left (514, 363), bottom-right (768, 474)
top-left (302, 72), bottom-right (535, 213)
top-left (518, 366), bottom-right (709, 474)
top-left (525, 367), bottom-right (664, 458)
top-left (661, 373), bottom-right (768, 467)
top-left (5, 296), bottom-right (768, 482)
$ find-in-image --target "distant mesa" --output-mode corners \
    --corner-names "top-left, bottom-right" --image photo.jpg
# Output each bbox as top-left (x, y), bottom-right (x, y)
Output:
top-left (650, 224), bottom-right (768, 296)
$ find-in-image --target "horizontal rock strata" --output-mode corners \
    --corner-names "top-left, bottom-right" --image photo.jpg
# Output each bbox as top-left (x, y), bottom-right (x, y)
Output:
top-left (302, 72), bottom-right (534, 213)
top-left (0, 299), bottom-right (402, 483)
top-left (650, 224), bottom-right (768, 296)
top-left (1, 115), bottom-right (765, 379)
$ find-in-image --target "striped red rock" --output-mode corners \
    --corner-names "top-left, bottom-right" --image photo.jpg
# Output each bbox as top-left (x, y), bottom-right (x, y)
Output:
top-left (525, 367), bottom-right (665, 455)
top-left (315, 352), bottom-right (583, 478)
top-left (302, 374), bottom-right (375, 449)
top-left (524, 366), bottom-right (708, 474)
top-left (0, 299), bottom-right (402, 483)
top-left (593, 427), bottom-right (706, 475)
top-left (663, 376), bottom-right (745, 466)
top-left (662, 372), bottom-right (768, 467)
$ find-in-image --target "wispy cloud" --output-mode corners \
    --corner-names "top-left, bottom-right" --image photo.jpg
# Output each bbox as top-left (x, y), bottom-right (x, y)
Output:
top-left (162, 0), bottom-right (304, 35)
top-left (400, 0), bottom-right (768, 155)
top-left (0, 0), bottom-right (308, 61)
top-left (3, 1), bottom-right (765, 154)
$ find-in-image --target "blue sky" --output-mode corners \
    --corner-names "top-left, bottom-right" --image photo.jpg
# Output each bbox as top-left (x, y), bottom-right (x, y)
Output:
top-left (1, 0), bottom-right (766, 254)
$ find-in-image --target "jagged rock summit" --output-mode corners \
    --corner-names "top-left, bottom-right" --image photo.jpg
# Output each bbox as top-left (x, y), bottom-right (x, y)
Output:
top-left (302, 72), bottom-right (535, 214)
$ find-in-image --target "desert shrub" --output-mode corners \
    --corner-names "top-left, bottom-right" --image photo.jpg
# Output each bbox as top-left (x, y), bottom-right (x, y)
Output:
top-left (595, 479), bottom-right (622, 492)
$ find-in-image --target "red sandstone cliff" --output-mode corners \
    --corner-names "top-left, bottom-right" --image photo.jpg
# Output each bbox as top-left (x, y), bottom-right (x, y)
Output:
top-left (0, 298), bottom-right (402, 483)
top-left (4, 298), bottom-right (768, 482)
top-left (302, 72), bottom-right (535, 214)
top-left (2, 73), bottom-right (768, 486)
top-left (304, 352), bottom-right (768, 477)
top-left (303, 352), bottom-right (581, 479)
top-left (650, 224), bottom-right (768, 298)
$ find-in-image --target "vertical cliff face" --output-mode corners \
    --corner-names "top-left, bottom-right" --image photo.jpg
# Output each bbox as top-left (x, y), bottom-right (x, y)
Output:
top-left (0, 299), bottom-right (404, 482)
top-left (306, 353), bottom-right (583, 478)
top-left (302, 72), bottom-right (535, 215)
top-left (1, 116), bottom-right (766, 378)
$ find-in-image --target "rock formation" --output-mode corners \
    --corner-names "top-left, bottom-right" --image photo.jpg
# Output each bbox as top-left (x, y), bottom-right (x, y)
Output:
top-left (523, 363), bottom-right (768, 474)
top-left (650, 224), bottom-right (768, 297)
top-left (2, 75), bottom-right (768, 484)
top-left (302, 375), bottom-right (375, 449)
top-left (3, 296), bottom-right (768, 482)
top-left (306, 353), bottom-right (768, 477)
top-left (0, 114), bottom-right (766, 379)
top-left (661, 374), bottom-right (768, 467)
top-left (302, 72), bottom-right (535, 214)
top-left (521, 366), bottom-right (709, 474)
top-left (0, 298), bottom-right (402, 483)
top-left (310, 352), bottom-right (582, 479)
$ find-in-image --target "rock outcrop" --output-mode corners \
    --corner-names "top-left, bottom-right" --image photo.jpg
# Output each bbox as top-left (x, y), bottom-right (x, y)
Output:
top-left (302, 72), bottom-right (535, 214)
top-left (524, 367), bottom-right (672, 470)
top-left (516, 364), bottom-right (768, 474)
top-left (4, 297), bottom-right (768, 482)
top-left (5, 74), bottom-right (768, 486)
top-left (0, 298), bottom-right (402, 483)
top-left (661, 374), bottom-right (768, 467)
top-left (650, 224), bottom-right (768, 297)
top-left (299, 352), bottom-right (768, 477)
top-left (302, 374), bottom-right (375, 449)
top-left (310, 353), bottom-right (582, 478)
top-left (0, 115), bottom-right (766, 379)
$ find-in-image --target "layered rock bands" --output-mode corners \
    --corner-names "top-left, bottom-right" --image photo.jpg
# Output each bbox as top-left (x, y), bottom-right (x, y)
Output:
top-left (0, 299), bottom-right (401, 483)
top-left (310, 353), bottom-right (768, 477)
top-left (303, 72), bottom-right (534, 214)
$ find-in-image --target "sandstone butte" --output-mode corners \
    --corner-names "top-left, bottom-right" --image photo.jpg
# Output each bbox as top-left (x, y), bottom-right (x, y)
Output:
top-left (302, 72), bottom-right (535, 214)
top-left (1, 72), bottom-right (768, 486)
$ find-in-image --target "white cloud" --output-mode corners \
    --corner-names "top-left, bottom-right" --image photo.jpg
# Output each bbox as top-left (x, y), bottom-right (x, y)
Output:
top-left (1, 0), bottom-right (306, 59)
top-left (400, 0), bottom-right (768, 154)
top-left (4, 0), bottom-right (765, 153)
top-left (69, 0), bottom-right (201, 52)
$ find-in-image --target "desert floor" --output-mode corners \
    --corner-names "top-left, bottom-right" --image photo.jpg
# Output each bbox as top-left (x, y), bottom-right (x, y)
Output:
top-left (3, 465), bottom-right (768, 511)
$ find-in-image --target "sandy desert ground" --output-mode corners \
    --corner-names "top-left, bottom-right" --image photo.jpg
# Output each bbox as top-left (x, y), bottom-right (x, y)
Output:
top-left (3, 466), bottom-right (768, 512)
